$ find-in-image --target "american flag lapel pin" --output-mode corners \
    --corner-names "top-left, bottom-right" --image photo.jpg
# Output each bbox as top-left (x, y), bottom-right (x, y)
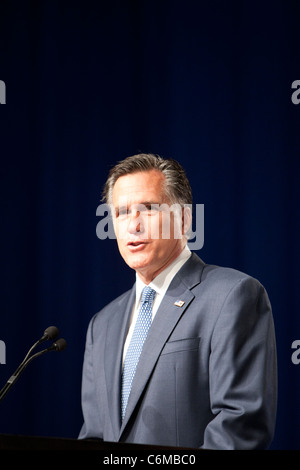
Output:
top-left (174, 300), bottom-right (185, 307)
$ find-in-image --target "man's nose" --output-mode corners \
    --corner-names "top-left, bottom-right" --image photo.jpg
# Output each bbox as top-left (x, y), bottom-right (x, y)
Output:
top-left (128, 210), bottom-right (143, 233)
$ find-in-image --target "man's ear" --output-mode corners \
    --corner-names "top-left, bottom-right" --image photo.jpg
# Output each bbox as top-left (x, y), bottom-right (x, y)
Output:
top-left (182, 205), bottom-right (192, 237)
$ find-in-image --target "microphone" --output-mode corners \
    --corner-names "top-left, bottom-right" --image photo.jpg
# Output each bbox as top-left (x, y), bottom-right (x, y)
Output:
top-left (40, 326), bottom-right (60, 342)
top-left (0, 327), bottom-right (67, 402)
top-left (21, 326), bottom-right (59, 365)
top-left (27, 338), bottom-right (67, 361)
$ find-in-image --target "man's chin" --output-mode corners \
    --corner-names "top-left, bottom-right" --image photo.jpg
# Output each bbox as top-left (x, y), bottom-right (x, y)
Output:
top-left (124, 253), bottom-right (152, 272)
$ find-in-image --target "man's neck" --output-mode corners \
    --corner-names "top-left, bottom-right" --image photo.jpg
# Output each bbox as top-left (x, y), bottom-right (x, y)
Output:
top-left (136, 244), bottom-right (190, 285)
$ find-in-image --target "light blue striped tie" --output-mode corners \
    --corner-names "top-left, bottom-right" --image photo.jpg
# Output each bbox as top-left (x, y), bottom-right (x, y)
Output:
top-left (121, 286), bottom-right (156, 421)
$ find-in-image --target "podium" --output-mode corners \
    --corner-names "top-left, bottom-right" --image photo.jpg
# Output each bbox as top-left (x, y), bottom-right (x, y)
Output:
top-left (0, 433), bottom-right (197, 451)
top-left (0, 434), bottom-right (203, 466)
top-left (0, 435), bottom-right (283, 463)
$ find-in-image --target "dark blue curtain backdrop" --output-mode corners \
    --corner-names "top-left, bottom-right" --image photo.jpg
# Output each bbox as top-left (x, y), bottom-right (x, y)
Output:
top-left (0, 0), bottom-right (299, 450)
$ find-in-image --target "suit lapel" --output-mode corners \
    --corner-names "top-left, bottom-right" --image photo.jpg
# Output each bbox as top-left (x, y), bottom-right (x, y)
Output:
top-left (119, 255), bottom-right (204, 437)
top-left (104, 286), bottom-right (135, 440)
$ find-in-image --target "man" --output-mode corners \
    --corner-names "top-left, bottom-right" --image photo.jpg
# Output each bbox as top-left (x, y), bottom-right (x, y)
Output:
top-left (79, 153), bottom-right (277, 449)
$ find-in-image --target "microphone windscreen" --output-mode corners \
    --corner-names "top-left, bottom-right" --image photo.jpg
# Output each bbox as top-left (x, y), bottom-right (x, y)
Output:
top-left (53, 338), bottom-right (67, 352)
top-left (44, 326), bottom-right (59, 340)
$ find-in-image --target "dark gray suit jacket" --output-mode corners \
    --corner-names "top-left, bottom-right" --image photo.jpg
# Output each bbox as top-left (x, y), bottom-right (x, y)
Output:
top-left (79, 253), bottom-right (277, 449)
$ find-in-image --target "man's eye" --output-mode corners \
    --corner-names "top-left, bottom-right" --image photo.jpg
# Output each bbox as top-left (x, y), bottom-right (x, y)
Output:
top-left (139, 205), bottom-right (151, 212)
top-left (116, 208), bottom-right (128, 217)
top-left (141, 204), bottom-right (159, 213)
top-left (147, 205), bottom-right (159, 214)
top-left (116, 204), bottom-right (160, 217)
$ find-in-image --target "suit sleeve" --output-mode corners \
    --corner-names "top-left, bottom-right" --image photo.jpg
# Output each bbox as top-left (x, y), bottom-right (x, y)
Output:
top-left (78, 315), bottom-right (104, 440)
top-left (201, 276), bottom-right (277, 449)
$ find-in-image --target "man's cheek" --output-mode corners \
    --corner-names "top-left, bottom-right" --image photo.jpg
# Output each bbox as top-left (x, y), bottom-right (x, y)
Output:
top-left (115, 221), bottom-right (127, 240)
top-left (147, 218), bottom-right (158, 239)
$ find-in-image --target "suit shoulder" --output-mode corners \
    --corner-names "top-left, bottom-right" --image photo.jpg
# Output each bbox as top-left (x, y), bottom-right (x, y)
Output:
top-left (100, 288), bottom-right (132, 315)
top-left (177, 253), bottom-right (264, 293)
top-left (201, 263), bottom-right (264, 291)
top-left (196, 263), bottom-right (271, 318)
top-left (203, 264), bottom-right (249, 281)
top-left (90, 288), bottom-right (133, 324)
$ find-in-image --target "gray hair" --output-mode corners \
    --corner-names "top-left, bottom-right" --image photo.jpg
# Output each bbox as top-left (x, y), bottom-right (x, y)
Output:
top-left (102, 153), bottom-right (193, 207)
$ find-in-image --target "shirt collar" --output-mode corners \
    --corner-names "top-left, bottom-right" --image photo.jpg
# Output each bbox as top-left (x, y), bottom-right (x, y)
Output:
top-left (135, 245), bottom-right (191, 307)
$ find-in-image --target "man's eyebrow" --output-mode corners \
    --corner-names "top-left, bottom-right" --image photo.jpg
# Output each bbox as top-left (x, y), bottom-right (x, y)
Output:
top-left (113, 201), bottom-right (166, 216)
top-left (114, 201), bottom-right (163, 209)
top-left (138, 201), bottom-right (162, 207)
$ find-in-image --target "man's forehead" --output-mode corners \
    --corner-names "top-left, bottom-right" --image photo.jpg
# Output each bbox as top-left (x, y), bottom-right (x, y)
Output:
top-left (115, 200), bottom-right (162, 209)
top-left (112, 170), bottom-right (166, 200)
top-left (114, 169), bottom-right (164, 186)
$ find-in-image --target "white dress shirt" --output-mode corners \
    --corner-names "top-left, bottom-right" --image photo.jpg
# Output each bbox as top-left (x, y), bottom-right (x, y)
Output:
top-left (122, 245), bottom-right (191, 363)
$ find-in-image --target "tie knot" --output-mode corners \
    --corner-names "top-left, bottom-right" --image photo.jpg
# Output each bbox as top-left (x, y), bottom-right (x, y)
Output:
top-left (141, 286), bottom-right (156, 304)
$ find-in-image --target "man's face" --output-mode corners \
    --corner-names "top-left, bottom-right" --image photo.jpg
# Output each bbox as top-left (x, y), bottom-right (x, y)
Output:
top-left (112, 170), bottom-right (187, 283)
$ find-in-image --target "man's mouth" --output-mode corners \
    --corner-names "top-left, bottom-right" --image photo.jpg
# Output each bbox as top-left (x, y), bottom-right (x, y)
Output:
top-left (127, 241), bottom-right (146, 246)
top-left (127, 241), bottom-right (147, 250)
